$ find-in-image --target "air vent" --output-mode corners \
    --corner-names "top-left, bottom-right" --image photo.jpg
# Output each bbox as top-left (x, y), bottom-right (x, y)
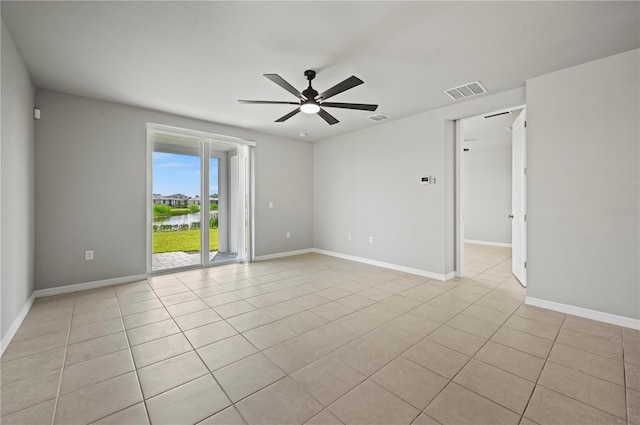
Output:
top-left (484, 111), bottom-right (511, 119)
top-left (368, 113), bottom-right (391, 122)
top-left (444, 81), bottom-right (487, 100)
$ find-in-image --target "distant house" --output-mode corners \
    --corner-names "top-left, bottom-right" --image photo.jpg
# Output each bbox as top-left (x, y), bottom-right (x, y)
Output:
top-left (153, 193), bottom-right (191, 207)
top-left (153, 193), bottom-right (219, 207)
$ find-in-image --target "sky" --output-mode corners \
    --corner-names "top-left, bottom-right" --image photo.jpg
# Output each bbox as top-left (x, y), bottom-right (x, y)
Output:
top-left (153, 152), bottom-right (218, 197)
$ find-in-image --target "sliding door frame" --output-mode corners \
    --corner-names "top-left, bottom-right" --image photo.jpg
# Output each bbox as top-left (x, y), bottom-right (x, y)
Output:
top-left (146, 123), bottom-right (256, 275)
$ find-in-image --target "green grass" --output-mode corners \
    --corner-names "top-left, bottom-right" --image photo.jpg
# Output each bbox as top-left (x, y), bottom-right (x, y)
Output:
top-left (153, 204), bottom-right (172, 216)
top-left (153, 204), bottom-right (200, 218)
top-left (153, 229), bottom-right (219, 254)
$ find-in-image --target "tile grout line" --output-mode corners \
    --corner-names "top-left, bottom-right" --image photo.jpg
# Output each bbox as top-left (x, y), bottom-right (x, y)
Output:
top-left (621, 326), bottom-right (630, 424)
top-left (515, 312), bottom-right (567, 425)
top-left (49, 292), bottom-right (77, 425)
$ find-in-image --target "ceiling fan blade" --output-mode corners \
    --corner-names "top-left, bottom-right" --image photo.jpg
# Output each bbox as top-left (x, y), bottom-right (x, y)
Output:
top-left (275, 108), bottom-right (301, 123)
top-left (317, 76), bottom-right (364, 101)
top-left (238, 100), bottom-right (299, 105)
top-left (318, 108), bottom-right (339, 125)
top-left (263, 74), bottom-right (304, 99)
top-left (320, 102), bottom-right (378, 111)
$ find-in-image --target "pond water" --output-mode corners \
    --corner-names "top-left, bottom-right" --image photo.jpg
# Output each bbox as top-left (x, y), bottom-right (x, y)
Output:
top-left (154, 211), bottom-right (217, 226)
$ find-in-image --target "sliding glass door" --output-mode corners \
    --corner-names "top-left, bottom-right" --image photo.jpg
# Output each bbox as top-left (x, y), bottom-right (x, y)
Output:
top-left (151, 135), bottom-right (202, 272)
top-left (148, 128), bottom-right (253, 273)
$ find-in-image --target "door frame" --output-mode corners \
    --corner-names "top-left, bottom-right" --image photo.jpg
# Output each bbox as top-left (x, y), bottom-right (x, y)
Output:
top-left (511, 109), bottom-right (527, 286)
top-left (454, 104), bottom-right (526, 278)
top-left (206, 150), bottom-right (229, 261)
top-left (146, 123), bottom-right (256, 275)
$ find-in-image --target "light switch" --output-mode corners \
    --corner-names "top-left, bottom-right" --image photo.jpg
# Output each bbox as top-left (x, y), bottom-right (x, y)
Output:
top-left (268, 201), bottom-right (274, 208)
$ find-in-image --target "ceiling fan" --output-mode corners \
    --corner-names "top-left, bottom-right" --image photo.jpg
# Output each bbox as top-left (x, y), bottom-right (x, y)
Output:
top-left (238, 70), bottom-right (378, 125)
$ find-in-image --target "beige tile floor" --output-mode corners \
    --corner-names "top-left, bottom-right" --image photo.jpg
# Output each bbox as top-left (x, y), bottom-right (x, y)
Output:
top-left (1, 244), bottom-right (638, 425)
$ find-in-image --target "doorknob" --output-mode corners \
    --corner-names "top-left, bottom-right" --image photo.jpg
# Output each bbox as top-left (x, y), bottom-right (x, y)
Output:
top-left (508, 214), bottom-right (514, 219)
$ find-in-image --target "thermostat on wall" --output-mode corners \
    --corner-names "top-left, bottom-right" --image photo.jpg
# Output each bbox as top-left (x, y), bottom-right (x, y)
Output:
top-left (421, 176), bottom-right (431, 184)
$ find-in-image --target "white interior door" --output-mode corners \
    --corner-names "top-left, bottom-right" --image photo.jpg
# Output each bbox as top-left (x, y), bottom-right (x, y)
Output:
top-left (511, 109), bottom-right (527, 286)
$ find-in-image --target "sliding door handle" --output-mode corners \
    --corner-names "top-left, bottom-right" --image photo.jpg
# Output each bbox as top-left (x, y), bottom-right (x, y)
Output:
top-left (508, 214), bottom-right (514, 219)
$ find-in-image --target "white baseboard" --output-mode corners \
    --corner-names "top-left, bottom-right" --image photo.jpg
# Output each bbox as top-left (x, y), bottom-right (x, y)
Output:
top-left (34, 274), bottom-right (148, 298)
top-left (1, 293), bottom-right (35, 356)
top-left (526, 296), bottom-right (640, 330)
top-left (444, 271), bottom-right (457, 280)
top-left (465, 239), bottom-right (512, 248)
top-left (312, 248), bottom-right (454, 281)
top-left (254, 249), bottom-right (313, 262)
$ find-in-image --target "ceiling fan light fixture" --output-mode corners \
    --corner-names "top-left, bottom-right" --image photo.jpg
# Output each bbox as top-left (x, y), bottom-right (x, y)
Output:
top-left (300, 102), bottom-right (320, 114)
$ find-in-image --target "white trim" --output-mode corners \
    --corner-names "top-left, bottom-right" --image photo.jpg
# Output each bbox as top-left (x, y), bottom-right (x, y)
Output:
top-left (455, 119), bottom-right (464, 278)
top-left (444, 271), bottom-right (457, 280)
top-left (147, 123), bottom-right (256, 147)
top-left (312, 249), bottom-right (454, 281)
top-left (34, 274), bottom-right (148, 298)
top-left (146, 128), bottom-right (153, 274)
top-left (249, 146), bottom-right (256, 262)
top-left (464, 239), bottom-right (513, 248)
top-left (1, 293), bottom-right (35, 356)
top-left (526, 296), bottom-right (640, 330)
top-left (255, 249), bottom-right (313, 261)
top-left (201, 141), bottom-right (210, 267)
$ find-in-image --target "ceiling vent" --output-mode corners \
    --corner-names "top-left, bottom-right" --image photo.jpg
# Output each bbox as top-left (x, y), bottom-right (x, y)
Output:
top-left (368, 113), bottom-right (391, 122)
top-left (444, 81), bottom-right (487, 100)
top-left (484, 110), bottom-right (511, 119)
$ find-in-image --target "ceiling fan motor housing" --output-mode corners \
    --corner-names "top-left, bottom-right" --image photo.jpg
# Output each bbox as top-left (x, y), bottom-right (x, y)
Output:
top-left (302, 88), bottom-right (318, 102)
top-left (303, 70), bottom-right (319, 101)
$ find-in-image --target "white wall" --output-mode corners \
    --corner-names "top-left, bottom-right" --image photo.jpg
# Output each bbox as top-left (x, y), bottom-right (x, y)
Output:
top-left (463, 139), bottom-right (512, 244)
top-left (313, 87), bottom-right (525, 277)
top-left (1, 20), bottom-right (36, 344)
top-left (34, 90), bottom-right (313, 290)
top-left (527, 49), bottom-right (639, 320)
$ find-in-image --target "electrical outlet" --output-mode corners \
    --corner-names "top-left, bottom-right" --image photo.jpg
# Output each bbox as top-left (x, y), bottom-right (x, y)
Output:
top-left (85, 250), bottom-right (94, 260)
top-left (286, 231), bottom-right (291, 239)
top-left (348, 234), bottom-right (352, 241)
top-left (268, 201), bottom-right (274, 208)
top-left (368, 236), bottom-right (374, 245)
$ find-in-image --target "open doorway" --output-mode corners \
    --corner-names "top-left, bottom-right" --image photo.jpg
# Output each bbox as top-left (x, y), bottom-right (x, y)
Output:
top-left (455, 105), bottom-right (527, 286)
top-left (147, 125), bottom-right (254, 274)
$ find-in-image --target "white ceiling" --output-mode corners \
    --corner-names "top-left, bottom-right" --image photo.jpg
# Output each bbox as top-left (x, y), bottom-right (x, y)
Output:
top-left (2, 1), bottom-right (638, 142)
